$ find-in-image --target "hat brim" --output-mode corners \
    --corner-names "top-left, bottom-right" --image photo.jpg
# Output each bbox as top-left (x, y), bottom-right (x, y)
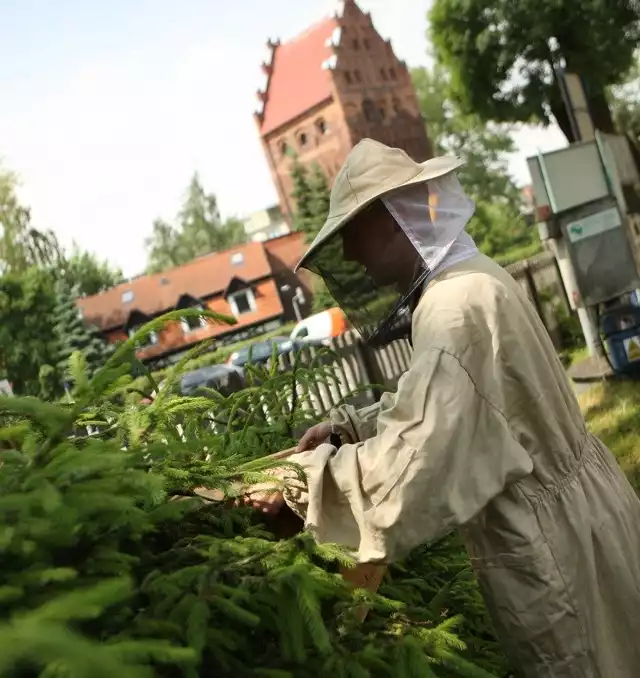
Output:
top-left (294, 156), bottom-right (465, 272)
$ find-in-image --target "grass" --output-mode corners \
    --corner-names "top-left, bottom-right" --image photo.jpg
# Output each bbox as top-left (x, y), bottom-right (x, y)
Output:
top-left (579, 380), bottom-right (640, 491)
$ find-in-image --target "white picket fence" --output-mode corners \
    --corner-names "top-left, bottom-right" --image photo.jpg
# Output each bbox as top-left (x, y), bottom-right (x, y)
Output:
top-left (271, 330), bottom-right (413, 417)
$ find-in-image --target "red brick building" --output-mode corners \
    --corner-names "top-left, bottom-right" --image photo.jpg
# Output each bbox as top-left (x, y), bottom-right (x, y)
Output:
top-left (77, 233), bottom-right (312, 366)
top-left (254, 0), bottom-right (433, 219)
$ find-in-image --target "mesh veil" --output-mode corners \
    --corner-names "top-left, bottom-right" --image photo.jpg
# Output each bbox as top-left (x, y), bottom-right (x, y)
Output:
top-left (303, 173), bottom-right (477, 346)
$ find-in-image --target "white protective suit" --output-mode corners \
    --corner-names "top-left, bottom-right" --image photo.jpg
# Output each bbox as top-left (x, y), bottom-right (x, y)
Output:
top-left (283, 252), bottom-right (640, 677)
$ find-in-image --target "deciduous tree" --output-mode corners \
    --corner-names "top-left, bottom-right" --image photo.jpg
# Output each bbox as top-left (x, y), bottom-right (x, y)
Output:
top-left (145, 173), bottom-right (246, 273)
top-left (412, 64), bottom-right (537, 259)
top-left (0, 165), bottom-right (62, 274)
top-left (429, 0), bottom-right (639, 142)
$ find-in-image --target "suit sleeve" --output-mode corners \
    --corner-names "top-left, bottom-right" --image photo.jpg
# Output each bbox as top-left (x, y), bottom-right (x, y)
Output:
top-left (283, 347), bottom-right (533, 563)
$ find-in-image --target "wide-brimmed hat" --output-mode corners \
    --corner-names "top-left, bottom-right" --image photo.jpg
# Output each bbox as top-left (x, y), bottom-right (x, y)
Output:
top-left (295, 139), bottom-right (464, 272)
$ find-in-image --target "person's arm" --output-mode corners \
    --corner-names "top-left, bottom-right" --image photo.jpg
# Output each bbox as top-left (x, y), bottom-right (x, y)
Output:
top-left (283, 347), bottom-right (533, 563)
top-left (329, 395), bottom-right (394, 443)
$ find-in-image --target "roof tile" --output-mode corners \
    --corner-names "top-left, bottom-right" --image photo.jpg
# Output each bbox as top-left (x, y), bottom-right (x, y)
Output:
top-left (259, 17), bottom-right (337, 136)
top-left (78, 241), bottom-right (273, 331)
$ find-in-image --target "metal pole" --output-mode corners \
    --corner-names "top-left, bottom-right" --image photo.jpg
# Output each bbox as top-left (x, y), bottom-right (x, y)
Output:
top-left (292, 298), bottom-right (302, 322)
top-left (538, 152), bottom-right (603, 357)
top-left (576, 307), bottom-right (602, 358)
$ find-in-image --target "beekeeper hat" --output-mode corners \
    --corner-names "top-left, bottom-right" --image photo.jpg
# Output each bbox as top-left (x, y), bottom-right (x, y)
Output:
top-left (295, 138), bottom-right (464, 272)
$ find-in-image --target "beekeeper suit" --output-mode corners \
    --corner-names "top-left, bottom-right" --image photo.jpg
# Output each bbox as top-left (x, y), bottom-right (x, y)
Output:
top-left (279, 139), bottom-right (640, 677)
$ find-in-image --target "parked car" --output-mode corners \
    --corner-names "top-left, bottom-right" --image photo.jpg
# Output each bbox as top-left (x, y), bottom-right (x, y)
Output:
top-left (179, 364), bottom-right (246, 398)
top-left (226, 336), bottom-right (300, 368)
top-left (227, 334), bottom-right (334, 370)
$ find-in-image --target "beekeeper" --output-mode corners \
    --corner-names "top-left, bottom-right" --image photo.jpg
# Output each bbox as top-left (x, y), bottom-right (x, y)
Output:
top-left (247, 139), bottom-right (640, 677)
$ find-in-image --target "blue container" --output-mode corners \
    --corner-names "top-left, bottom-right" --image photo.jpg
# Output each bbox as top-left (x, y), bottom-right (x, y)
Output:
top-left (600, 305), bottom-right (640, 375)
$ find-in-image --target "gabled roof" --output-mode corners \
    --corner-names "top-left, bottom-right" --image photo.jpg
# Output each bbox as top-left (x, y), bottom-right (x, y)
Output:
top-left (78, 241), bottom-right (273, 332)
top-left (257, 17), bottom-right (338, 136)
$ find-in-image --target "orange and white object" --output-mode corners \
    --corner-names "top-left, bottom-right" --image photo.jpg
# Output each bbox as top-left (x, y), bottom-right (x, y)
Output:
top-left (290, 307), bottom-right (348, 345)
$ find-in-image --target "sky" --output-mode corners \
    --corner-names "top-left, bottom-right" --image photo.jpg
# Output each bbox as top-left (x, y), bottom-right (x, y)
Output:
top-left (0, 0), bottom-right (568, 277)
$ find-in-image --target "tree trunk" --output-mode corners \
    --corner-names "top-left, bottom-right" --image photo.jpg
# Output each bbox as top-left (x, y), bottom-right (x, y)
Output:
top-left (549, 97), bottom-right (577, 143)
top-left (587, 90), bottom-right (616, 134)
top-left (552, 85), bottom-right (618, 140)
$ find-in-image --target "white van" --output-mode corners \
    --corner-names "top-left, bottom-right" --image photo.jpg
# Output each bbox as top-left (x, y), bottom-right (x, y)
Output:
top-left (290, 307), bottom-right (348, 346)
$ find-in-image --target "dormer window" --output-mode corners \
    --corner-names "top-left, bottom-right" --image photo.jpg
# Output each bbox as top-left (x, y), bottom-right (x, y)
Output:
top-left (181, 305), bottom-right (207, 333)
top-left (228, 289), bottom-right (256, 316)
top-left (231, 252), bottom-right (244, 266)
top-left (121, 290), bottom-right (134, 303)
top-left (128, 327), bottom-right (158, 348)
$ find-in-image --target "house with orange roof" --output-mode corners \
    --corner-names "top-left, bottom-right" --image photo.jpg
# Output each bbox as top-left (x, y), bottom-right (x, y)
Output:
top-left (77, 232), bottom-right (312, 367)
top-left (254, 0), bottom-right (433, 219)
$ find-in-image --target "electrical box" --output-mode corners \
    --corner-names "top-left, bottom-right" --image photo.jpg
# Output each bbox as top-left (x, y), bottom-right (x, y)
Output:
top-left (527, 141), bottom-right (610, 217)
top-left (557, 197), bottom-right (640, 306)
top-left (526, 134), bottom-right (640, 308)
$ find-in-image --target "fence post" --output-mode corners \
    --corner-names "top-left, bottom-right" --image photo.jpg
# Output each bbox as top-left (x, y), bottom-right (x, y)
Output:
top-left (522, 261), bottom-right (548, 334)
top-left (552, 255), bottom-right (571, 314)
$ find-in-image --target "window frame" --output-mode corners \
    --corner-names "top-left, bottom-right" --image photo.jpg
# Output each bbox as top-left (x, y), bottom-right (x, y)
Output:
top-left (228, 288), bottom-right (257, 316)
top-left (128, 326), bottom-right (159, 348)
top-left (180, 306), bottom-right (207, 334)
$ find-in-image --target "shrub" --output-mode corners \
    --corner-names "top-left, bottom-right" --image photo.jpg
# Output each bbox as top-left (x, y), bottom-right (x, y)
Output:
top-left (0, 309), bottom-right (508, 677)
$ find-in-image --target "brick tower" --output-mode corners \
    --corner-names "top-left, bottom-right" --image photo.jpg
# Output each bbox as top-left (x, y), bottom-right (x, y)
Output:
top-left (254, 0), bottom-right (433, 220)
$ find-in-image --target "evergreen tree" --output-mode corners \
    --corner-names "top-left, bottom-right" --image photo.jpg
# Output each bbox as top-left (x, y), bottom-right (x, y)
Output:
top-left (0, 309), bottom-right (509, 677)
top-left (289, 160), bottom-right (338, 311)
top-left (52, 280), bottom-right (113, 381)
top-left (290, 158), bottom-right (320, 239)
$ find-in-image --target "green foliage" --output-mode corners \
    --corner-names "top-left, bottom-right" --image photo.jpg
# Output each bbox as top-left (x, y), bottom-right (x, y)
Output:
top-left (609, 51), bottom-right (640, 149)
top-left (0, 165), bottom-right (63, 274)
top-left (289, 159), bottom-right (343, 312)
top-left (57, 243), bottom-right (123, 296)
top-left (145, 173), bottom-right (246, 274)
top-left (290, 159), bottom-right (330, 241)
top-left (0, 160), bottom-right (121, 298)
top-left (50, 279), bottom-right (114, 385)
top-left (0, 309), bottom-right (508, 677)
top-left (0, 267), bottom-right (59, 397)
top-left (429, 0), bottom-right (639, 141)
top-left (0, 263), bottom-right (117, 399)
top-left (412, 64), bottom-right (538, 260)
